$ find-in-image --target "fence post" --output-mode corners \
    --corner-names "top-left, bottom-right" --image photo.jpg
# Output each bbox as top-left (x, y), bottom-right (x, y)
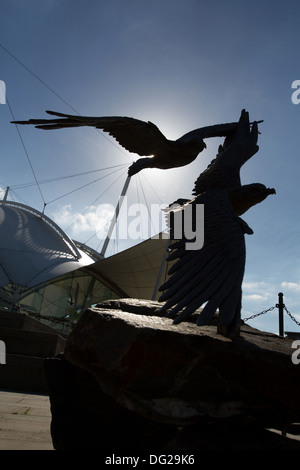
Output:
top-left (276, 292), bottom-right (285, 337)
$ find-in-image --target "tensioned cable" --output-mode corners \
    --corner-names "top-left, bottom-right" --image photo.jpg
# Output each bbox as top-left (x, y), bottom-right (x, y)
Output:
top-left (140, 173), bottom-right (164, 204)
top-left (8, 188), bottom-right (29, 205)
top-left (0, 44), bottom-right (170, 251)
top-left (31, 290), bottom-right (68, 317)
top-left (0, 43), bottom-right (132, 161)
top-left (0, 43), bottom-right (78, 113)
top-left (1, 44), bottom-right (168, 223)
top-left (134, 172), bottom-right (143, 235)
top-left (45, 166), bottom-right (126, 206)
top-left (137, 173), bottom-right (157, 236)
top-left (82, 168), bottom-right (128, 247)
top-left (9, 163), bottom-right (128, 190)
top-left (7, 95), bottom-right (46, 205)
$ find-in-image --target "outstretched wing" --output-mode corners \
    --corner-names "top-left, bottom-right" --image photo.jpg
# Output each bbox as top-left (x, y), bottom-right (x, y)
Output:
top-left (159, 190), bottom-right (253, 326)
top-left (178, 119), bottom-right (263, 145)
top-left (12, 111), bottom-right (170, 157)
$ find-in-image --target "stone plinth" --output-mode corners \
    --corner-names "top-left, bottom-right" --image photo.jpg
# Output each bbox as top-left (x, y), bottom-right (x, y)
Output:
top-left (63, 299), bottom-right (300, 429)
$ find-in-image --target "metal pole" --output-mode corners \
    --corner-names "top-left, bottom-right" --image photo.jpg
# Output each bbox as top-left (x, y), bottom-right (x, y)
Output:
top-left (2, 186), bottom-right (10, 204)
top-left (100, 176), bottom-right (131, 258)
top-left (276, 292), bottom-right (285, 337)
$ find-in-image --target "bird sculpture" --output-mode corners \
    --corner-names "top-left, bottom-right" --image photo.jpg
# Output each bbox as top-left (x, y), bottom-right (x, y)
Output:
top-left (158, 110), bottom-right (275, 337)
top-left (12, 110), bottom-right (261, 176)
top-left (13, 107), bottom-right (274, 337)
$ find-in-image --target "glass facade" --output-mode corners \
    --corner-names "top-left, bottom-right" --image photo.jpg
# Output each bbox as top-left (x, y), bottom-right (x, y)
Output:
top-left (16, 271), bottom-right (121, 333)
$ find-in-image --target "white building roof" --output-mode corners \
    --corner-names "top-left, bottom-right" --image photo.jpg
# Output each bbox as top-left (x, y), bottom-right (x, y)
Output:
top-left (81, 235), bottom-right (172, 300)
top-left (0, 201), bottom-right (95, 291)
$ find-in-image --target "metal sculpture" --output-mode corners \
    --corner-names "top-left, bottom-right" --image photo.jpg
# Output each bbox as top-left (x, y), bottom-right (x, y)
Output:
top-left (12, 110), bottom-right (261, 176)
top-left (159, 110), bottom-right (275, 337)
top-left (12, 108), bottom-right (275, 337)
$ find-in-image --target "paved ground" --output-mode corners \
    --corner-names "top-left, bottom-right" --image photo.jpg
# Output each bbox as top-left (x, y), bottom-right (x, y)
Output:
top-left (0, 390), bottom-right (299, 451)
top-left (0, 390), bottom-right (53, 450)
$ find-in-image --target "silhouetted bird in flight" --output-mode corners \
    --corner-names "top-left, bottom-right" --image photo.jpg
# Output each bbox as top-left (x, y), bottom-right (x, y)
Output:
top-left (12, 110), bottom-right (261, 176)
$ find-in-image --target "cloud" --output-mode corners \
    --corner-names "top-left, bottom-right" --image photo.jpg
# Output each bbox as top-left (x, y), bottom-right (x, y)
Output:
top-left (52, 203), bottom-right (115, 239)
top-left (242, 280), bottom-right (277, 309)
top-left (281, 281), bottom-right (300, 292)
top-left (243, 281), bottom-right (266, 291)
top-left (244, 294), bottom-right (267, 301)
top-left (52, 199), bottom-right (170, 246)
top-left (242, 281), bottom-right (274, 299)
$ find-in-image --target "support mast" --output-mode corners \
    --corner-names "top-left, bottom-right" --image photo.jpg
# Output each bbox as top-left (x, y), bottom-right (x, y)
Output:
top-left (100, 176), bottom-right (131, 258)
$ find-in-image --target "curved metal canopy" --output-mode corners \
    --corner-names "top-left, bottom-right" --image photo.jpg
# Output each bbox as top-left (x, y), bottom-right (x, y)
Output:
top-left (0, 201), bottom-right (95, 291)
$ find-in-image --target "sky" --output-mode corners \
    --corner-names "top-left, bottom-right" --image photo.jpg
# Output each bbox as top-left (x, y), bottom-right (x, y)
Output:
top-left (0, 0), bottom-right (299, 334)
